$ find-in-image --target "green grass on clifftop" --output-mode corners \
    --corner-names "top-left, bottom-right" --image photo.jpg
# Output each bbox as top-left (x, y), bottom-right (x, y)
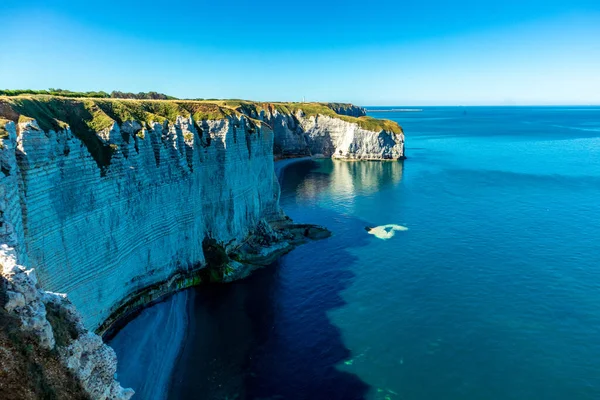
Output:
top-left (278, 103), bottom-right (401, 134)
top-left (0, 96), bottom-right (242, 170)
top-left (0, 95), bottom-right (402, 171)
top-left (201, 100), bottom-right (402, 134)
top-left (0, 89), bottom-right (176, 100)
top-left (0, 97), bottom-right (238, 133)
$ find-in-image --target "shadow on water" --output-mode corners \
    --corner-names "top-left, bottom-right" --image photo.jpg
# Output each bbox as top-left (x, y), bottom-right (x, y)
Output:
top-left (169, 159), bottom-right (405, 400)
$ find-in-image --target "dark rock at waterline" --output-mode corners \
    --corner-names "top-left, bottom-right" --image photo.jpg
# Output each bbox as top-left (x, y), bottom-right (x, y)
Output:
top-left (287, 224), bottom-right (332, 241)
top-left (230, 222), bottom-right (332, 268)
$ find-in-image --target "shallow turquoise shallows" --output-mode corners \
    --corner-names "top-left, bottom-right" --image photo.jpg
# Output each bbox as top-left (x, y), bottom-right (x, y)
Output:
top-left (111, 106), bottom-right (600, 400)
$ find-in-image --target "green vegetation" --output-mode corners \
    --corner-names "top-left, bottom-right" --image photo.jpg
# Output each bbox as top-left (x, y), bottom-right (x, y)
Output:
top-left (0, 97), bottom-right (242, 171)
top-left (109, 91), bottom-right (177, 100)
top-left (0, 97), bottom-right (116, 171)
top-left (0, 91), bottom-right (397, 133)
top-left (17, 115), bottom-right (35, 124)
top-left (201, 237), bottom-right (233, 282)
top-left (208, 100), bottom-right (402, 134)
top-left (275, 102), bottom-right (402, 134)
top-left (0, 97), bottom-right (246, 130)
top-left (202, 237), bottom-right (230, 268)
top-left (0, 89), bottom-right (176, 100)
top-left (45, 302), bottom-right (79, 347)
top-left (0, 117), bottom-right (10, 139)
top-left (0, 89), bottom-right (110, 98)
top-left (326, 102), bottom-right (360, 110)
top-left (0, 94), bottom-right (401, 172)
top-left (92, 100), bottom-right (168, 127)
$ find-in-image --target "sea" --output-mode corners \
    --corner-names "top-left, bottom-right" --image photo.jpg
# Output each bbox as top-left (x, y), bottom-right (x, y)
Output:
top-left (109, 106), bottom-right (600, 400)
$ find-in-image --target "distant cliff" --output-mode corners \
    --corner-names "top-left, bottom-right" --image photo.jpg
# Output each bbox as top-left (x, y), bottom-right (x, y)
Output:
top-left (0, 96), bottom-right (403, 399)
top-left (229, 100), bottom-right (404, 159)
top-left (325, 103), bottom-right (367, 117)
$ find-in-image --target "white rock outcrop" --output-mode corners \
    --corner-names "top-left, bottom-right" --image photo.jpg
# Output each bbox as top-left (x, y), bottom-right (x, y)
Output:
top-left (259, 109), bottom-right (404, 159)
top-left (1, 244), bottom-right (134, 400)
top-left (299, 114), bottom-right (404, 160)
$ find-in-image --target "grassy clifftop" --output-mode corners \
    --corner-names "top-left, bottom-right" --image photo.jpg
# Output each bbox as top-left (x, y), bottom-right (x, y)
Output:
top-left (0, 96), bottom-right (401, 136)
top-left (0, 96), bottom-right (238, 133)
top-left (0, 96), bottom-right (402, 171)
top-left (207, 100), bottom-right (402, 134)
top-left (0, 96), bottom-right (242, 171)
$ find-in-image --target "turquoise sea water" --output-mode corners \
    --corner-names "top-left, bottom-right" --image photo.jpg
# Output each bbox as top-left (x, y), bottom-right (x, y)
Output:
top-left (112, 106), bottom-right (600, 399)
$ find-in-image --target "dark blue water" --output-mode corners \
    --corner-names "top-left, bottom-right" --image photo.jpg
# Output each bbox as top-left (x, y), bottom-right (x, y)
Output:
top-left (119, 107), bottom-right (600, 399)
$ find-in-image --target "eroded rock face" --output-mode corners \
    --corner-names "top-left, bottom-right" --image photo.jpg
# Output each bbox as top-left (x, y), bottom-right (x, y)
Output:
top-left (1, 245), bottom-right (134, 400)
top-left (261, 109), bottom-right (404, 160)
top-left (299, 114), bottom-right (404, 160)
top-left (1, 115), bottom-right (280, 331)
top-left (0, 102), bottom-right (401, 333)
top-left (0, 110), bottom-right (285, 398)
top-left (326, 103), bottom-right (367, 117)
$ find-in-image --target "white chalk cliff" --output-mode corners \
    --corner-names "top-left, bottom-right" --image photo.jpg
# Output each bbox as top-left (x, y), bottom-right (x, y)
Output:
top-left (0, 97), bottom-right (403, 399)
top-left (233, 102), bottom-right (404, 159)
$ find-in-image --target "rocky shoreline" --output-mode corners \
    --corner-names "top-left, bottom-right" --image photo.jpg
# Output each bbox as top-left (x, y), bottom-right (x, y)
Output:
top-left (1, 245), bottom-right (134, 399)
top-left (100, 217), bottom-right (330, 338)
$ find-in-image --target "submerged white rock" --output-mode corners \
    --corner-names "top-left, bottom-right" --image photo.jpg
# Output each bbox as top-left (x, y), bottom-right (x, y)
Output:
top-left (367, 224), bottom-right (408, 240)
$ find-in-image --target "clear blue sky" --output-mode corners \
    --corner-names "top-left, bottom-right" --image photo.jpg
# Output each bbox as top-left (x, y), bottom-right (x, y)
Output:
top-left (1, 0), bottom-right (599, 105)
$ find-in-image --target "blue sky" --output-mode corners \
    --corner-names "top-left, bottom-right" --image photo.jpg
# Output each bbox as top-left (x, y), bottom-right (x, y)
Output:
top-left (1, 0), bottom-right (599, 105)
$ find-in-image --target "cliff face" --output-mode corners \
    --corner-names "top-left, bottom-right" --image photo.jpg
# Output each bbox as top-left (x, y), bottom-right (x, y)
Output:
top-left (0, 96), bottom-right (402, 399)
top-left (230, 102), bottom-right (404, 159)
top-left (324, 103), bottom-right (367, 117)
top-left (0, 99), bottom-right (279, 331)
top-left (267, 111), bottom-right (405, 159)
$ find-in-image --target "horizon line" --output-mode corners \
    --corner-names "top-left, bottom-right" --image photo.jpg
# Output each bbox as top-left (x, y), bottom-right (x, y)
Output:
top-left (364, 104), bottom-right (600, 107)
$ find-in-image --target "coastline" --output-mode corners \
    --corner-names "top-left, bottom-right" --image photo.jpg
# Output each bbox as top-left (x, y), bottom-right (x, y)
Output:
top-left (101, 156), bottom-right (368, 337)
top-left (274, 156), bottom-right (314, 182)
top-left (0, 97), bottom-right (402, 399)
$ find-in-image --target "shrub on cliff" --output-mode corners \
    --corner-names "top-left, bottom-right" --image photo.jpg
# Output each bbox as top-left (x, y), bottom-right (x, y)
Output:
top-left (45, 302), bottom-right (80, 348)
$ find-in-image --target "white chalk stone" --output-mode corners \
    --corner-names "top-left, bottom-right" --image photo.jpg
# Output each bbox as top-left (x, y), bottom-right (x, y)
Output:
top-left (367, 224), bottom-right (408, 240)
